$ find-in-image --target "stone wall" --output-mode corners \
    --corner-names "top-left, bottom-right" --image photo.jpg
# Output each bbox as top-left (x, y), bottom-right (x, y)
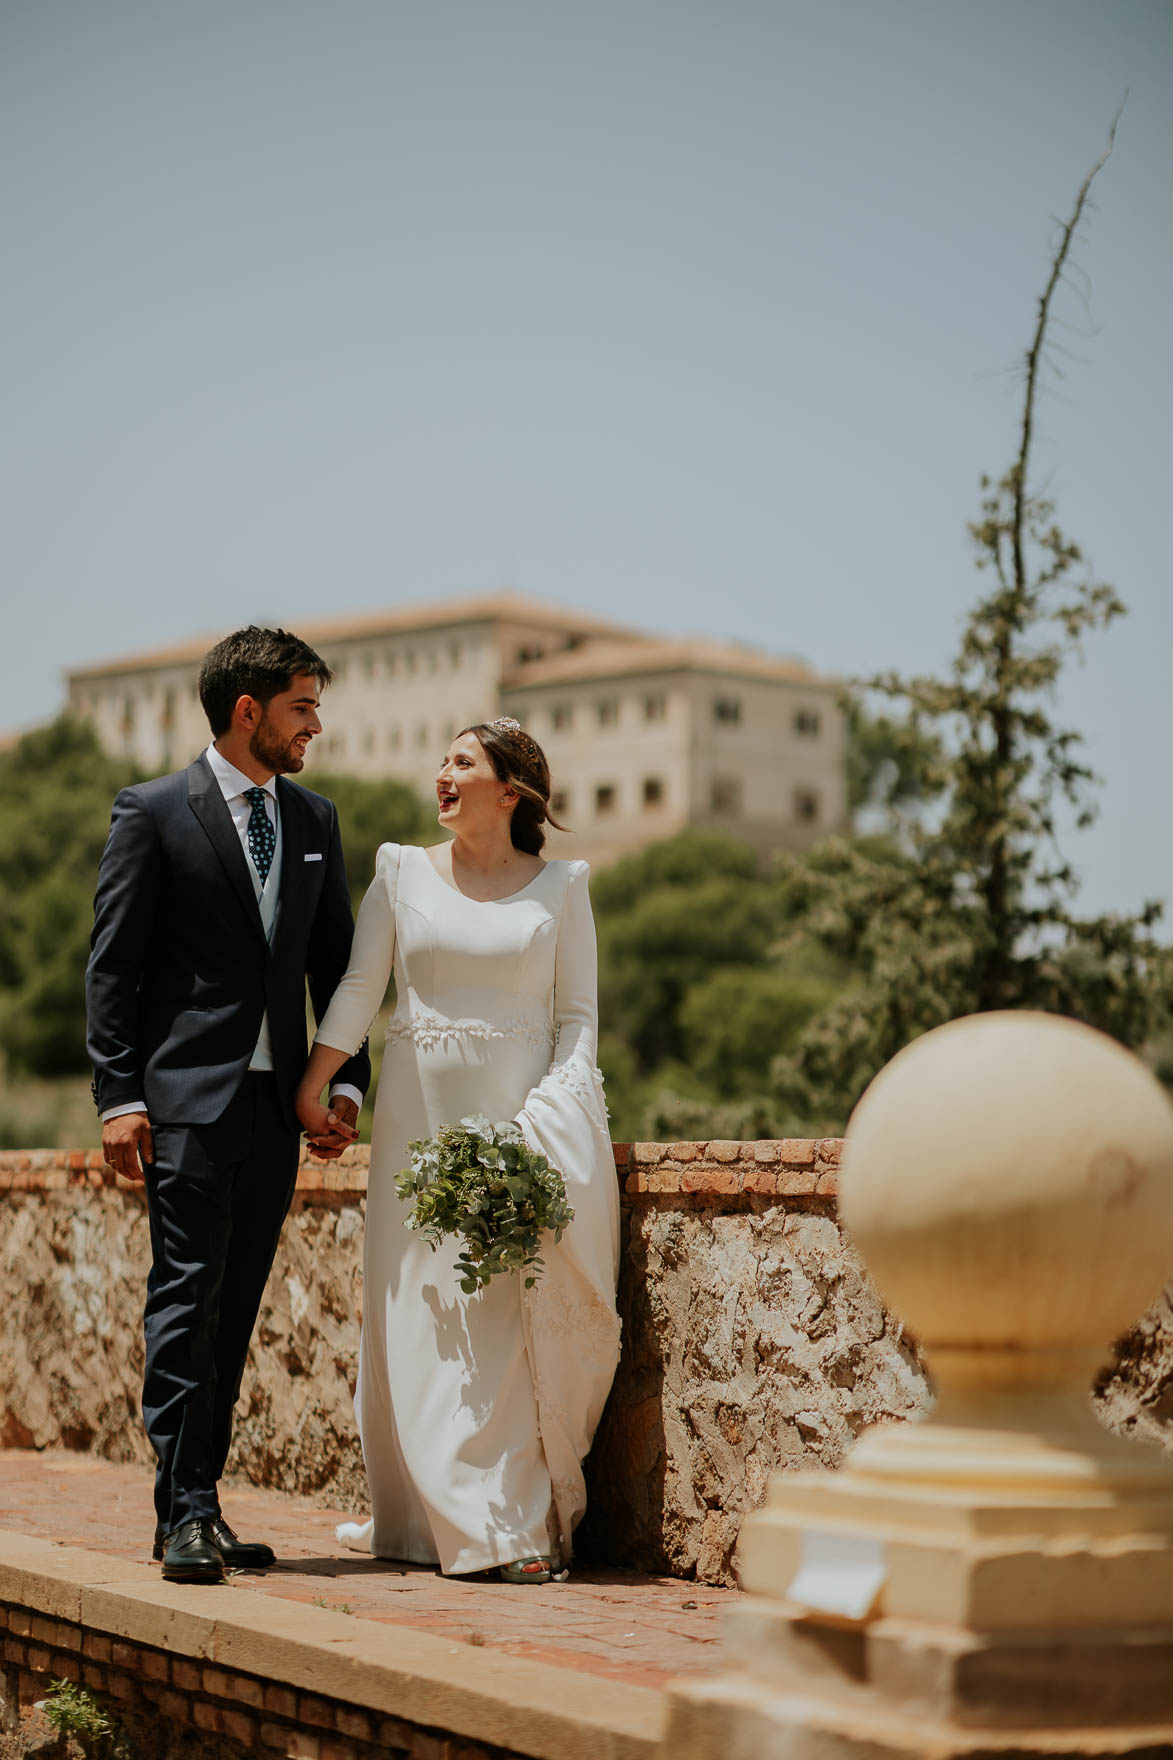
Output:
top-left (574, 1140), bottom-right (927, 1582)
top-left (2, 1143), bottom-right (1171, 1587)
top-left (0, 1152), bottom-right (370, 1511)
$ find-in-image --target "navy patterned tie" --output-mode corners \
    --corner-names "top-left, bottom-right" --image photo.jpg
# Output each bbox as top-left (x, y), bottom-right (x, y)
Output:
top-left (243, 786), bottom-right (276, 885)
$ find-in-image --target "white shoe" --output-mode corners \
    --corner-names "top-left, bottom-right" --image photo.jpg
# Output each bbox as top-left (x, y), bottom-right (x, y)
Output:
top-left (335, 1518), bottom-right (374, 1553)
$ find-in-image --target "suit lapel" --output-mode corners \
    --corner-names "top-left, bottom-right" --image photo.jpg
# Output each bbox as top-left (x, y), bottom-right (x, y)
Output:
top-left (270, 777), bottom-right (309, 957)
top-left (187, 755), bottom-right (268, 946)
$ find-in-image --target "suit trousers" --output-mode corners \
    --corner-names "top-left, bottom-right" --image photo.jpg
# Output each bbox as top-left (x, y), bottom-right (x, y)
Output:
top-left (142, 1073), bottom-right (301, 1529)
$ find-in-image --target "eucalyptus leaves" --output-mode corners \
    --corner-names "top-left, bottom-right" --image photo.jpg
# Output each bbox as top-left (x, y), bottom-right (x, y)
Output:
top-left (395, 1114), bottom-right (574, 1293)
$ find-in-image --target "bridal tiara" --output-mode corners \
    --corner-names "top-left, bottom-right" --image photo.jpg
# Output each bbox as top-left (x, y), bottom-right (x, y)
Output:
top-left (486, 716), bottom-right (543, 767)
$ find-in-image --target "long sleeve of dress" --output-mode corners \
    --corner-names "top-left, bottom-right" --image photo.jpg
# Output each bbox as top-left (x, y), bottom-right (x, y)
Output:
top-left (313, 843), bottom-right (400, 1056)
top-left (515, 860), bottom-right (622, 1557)
top-left (540, 859), bottom-right (601, 1093)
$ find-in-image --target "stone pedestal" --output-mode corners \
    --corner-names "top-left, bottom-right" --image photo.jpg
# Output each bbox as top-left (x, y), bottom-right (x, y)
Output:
top-left (663, 1012), bottom-right (1173, 1758)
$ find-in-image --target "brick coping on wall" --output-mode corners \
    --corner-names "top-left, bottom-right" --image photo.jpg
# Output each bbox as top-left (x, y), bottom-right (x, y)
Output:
top-left (0, 1141), bottom-right (841, 1204)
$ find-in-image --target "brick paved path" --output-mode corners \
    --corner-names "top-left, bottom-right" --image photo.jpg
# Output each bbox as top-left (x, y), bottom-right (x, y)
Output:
top-left (0, 1452), bottom-right (732, 1692)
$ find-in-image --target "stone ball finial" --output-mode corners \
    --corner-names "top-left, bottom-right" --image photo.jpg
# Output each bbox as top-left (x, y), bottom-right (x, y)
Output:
top-left (840, 1012), bottom-right (1173, 1379)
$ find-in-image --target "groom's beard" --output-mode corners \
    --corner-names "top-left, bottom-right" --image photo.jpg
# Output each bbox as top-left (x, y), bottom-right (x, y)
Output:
top-left (249, 714), bottom-right (307, 775)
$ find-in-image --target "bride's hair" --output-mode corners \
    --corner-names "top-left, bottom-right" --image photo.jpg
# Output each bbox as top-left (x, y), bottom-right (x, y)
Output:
top-left (461, 720), bottom-right (570, 855)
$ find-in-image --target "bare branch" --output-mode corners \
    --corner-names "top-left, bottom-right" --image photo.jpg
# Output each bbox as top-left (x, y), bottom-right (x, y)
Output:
top-left (976, 101), bottom-right (1124, 1009)
top-left (1011, 102), bottom-right (1124, 592)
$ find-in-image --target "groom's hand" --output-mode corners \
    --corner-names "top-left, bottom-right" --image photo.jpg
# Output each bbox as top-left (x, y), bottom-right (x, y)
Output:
top-left (102, 1111), bottom-right (154, 1183)
top-left (307, 1094), bottom-right (360, 1161)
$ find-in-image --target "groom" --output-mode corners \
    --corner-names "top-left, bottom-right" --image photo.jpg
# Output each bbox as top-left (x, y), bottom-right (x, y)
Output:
top-left (86, 626), bottom-right (368, 1583)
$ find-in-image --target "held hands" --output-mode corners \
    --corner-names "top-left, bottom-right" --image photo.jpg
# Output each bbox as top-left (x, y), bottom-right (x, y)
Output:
top-left (102, 1111), bottom-right (154, 1183)
top-left (296, 1086), bottom-right (360, 1161)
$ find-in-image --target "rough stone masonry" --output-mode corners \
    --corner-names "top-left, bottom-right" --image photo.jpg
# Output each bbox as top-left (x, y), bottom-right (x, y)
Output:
top-left (1, 1140), bottom-right (1170, 1586)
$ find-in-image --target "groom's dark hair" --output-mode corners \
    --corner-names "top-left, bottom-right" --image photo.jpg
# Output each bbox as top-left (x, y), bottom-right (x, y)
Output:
top-left (199, 626), bottom-right (334, 735)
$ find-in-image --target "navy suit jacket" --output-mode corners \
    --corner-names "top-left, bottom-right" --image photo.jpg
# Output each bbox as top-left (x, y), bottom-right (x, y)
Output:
top-left (86, 753), bottom-right (371, 1128)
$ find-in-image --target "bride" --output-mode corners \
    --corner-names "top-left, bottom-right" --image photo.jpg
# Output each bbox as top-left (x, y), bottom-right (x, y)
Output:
top-left (296, 717), bottom-right (621, 1583)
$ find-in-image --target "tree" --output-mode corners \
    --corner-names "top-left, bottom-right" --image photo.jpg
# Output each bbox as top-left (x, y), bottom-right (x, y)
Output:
top-left (588, 828), bottom-right (853, 1139)
top-left (0, 719), bottom-right (142, 1076)
top-left (592, 830), bottom-right (779, 1073)
top-left (843, 693), bottom-right (944, 830)
top-left (678, 964), bottom-right (836, 1098)
top-left (775, 118), bottom-right (1171, 1126)
top-left (301, 769), bottom-right (437, 898)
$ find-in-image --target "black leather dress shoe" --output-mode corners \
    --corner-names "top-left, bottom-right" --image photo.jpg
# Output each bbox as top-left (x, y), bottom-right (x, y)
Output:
top-left (151, 1522), bottom-right (167, 1562)
top-left (161, 1519), bottom-right (225, 1584)
top-left (209, 1517), bottom-right (276, 1569)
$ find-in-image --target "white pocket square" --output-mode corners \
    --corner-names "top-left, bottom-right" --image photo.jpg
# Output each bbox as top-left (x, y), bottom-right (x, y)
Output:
top-left (304, 853), bottom-right (323, 862)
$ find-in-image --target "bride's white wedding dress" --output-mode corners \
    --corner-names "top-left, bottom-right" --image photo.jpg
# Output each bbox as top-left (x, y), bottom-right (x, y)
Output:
top-left (314, 843), bottom-right (621, 1574)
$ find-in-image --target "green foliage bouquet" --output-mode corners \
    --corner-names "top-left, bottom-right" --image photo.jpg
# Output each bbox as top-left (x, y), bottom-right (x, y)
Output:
top-left (394, 1114), bottom-right (574, 1293)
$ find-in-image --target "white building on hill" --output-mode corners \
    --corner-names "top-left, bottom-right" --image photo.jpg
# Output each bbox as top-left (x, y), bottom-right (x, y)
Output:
top-left (66, 592), bottom-right (847, 866)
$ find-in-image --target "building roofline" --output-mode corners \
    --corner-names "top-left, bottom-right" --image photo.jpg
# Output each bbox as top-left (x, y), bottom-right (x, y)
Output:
top-left (502, 637), bottom-right (836, 692)
top-left (66, 593), bottom-right (644, 684)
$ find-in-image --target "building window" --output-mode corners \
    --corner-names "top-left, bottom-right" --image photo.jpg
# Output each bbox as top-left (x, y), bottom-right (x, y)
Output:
top-left (644, 694), bottom-right (667, 722)
top-left (415, 724), bottom-right (429, 748)
top-left (405, 650), bottom-right (416, 675)
top-left (643, 777), bottom-right (665, 808)
top-left (387, 726), bottom-right (401, 750)
top-left (362, 729), bottom-right (375, 752)
top-left (385, 649), bottom-right (397, 675)
top-left (711, 776), bottom-right (743, 814)
top-left (551, 789), bottom-right (570, 817)
top-left (363, 653), bottom-right (377, 679)
top-left (713, 696), bottom-right (741, 726)
top-left (443, 719), bottom-right (455, 743)
top-left (597, 699), bottom-right (619, 728)
top-left (794, 786), bottom-right (820, 823)
top-left (449, 641), bottom-right (461, 668)
top-left (595, 783), bottom-right (617, 815)
top-left (516, 644), bottom-right (546, 664)
top-left (794, 707), bottom-right (820, 737)
top-left (551, 704), bottom-right (573, 733)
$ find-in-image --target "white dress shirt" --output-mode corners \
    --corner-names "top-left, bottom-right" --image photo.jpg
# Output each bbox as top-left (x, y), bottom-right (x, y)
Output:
top-left (102, 743), bottom-right (361, 1121)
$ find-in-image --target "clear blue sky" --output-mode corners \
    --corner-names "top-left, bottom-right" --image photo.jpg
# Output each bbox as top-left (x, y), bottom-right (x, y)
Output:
top-left (3, 1), bottom-right (1170, 917)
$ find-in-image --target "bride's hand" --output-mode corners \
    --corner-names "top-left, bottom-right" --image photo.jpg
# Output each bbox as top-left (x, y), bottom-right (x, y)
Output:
top-left (294, 1084), bottom-right (336, 1154)
top-left (297, 1083), bottom-right (360, 1161)
top-left (296, 1083), bottom-right (331, 1139)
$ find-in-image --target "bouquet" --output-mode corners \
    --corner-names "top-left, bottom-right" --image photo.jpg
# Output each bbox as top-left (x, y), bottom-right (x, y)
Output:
top-left (394, 1114), bottom-right (574, 1293)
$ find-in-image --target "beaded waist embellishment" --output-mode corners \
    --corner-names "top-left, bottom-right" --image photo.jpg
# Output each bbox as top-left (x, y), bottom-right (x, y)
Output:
top-left (385, 1011), bottom-right (556, 1052)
